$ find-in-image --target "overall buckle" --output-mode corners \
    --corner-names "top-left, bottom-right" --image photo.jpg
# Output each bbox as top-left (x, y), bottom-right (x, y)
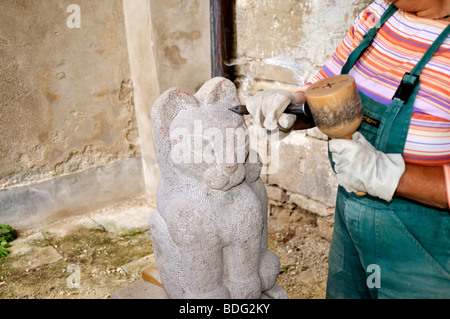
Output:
top-left (392, 72), bottom-right (419, 103)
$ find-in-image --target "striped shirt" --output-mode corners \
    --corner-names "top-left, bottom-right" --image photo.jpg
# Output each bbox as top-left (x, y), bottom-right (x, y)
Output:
top-left (297, 0), bottom-right (450, 168)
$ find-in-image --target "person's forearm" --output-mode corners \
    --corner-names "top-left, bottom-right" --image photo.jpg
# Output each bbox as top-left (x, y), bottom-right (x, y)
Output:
top-left (395, 163), bottom-right (449, 209)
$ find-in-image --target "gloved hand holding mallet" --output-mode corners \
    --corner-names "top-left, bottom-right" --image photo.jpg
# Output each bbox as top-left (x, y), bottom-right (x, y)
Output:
top-left (234, 74), bottom-right (405, 201)
top-left (305, 75), bottom-right (405, 201)
top-left (236, 75), bottom-right (367, 196)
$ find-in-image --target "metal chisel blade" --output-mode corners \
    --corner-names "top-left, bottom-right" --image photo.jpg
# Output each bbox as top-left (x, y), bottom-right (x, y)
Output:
top-left (229, 103), bottom-right (309, 116)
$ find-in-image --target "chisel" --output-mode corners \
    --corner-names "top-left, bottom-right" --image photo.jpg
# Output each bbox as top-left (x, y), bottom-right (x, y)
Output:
top-left (229, 103), bottom-right (315, 124)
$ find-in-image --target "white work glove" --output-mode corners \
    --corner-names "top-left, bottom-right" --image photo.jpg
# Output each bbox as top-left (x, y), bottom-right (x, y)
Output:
top-left (246, 90), bottom-right (297, 141)
top-left (329, 132), bottom-right (405, 202)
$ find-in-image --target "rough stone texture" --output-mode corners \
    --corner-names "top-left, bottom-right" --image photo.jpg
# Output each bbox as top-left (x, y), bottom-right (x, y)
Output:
top-left (111, 279), bottom-right (169, 299)
top-left (316, 217), bottom-right (334, 242)
top-left (234, 0), bottom-right (373, 213)
top-left (0, 0), bottom-right (139, 191)
top-left (234, 0), bottom-right (373, 92)
top-left (39, 215), bottom-right (103, 238)
top-left (150, 77), bottom-right (287, 299)
top-left (120, 254), bottom-right (158, 277)
top-left (266, 183), bottom-right (334, 241)
top-left (265, 185), bottom-right (287, 203)
top-left (289, 193), bottom-right (335, 217)
top-left (8, 232), bottom-right (63, 272)
top-left (90, 204), bottom-right (154, 236)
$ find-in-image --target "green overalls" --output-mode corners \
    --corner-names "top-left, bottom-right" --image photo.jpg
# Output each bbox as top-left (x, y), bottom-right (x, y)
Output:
top-left (326, 4), bottom-right (450, 298)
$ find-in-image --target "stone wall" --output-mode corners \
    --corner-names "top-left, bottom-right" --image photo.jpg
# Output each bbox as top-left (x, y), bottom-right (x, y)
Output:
top-left (233, 0), bottom-right (373, 227)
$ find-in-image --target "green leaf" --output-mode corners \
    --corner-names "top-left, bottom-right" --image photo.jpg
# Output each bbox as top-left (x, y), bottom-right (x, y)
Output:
top-left (279, 264), bottom-right (297, 274)
top-left (0, 247), bottom-right (10, 258)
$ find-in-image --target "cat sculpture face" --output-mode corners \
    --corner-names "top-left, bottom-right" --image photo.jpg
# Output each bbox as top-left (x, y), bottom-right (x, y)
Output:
top-left (169, 102), bottom-right (250, 191)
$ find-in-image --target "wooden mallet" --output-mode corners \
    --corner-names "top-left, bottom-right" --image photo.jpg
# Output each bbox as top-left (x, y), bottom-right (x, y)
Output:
top-left (305, 74), bottom-right (366, 196)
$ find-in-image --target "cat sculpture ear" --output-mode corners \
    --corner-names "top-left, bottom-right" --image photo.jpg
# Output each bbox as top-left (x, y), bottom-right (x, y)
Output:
top-left (151, 88), bottom-right (199, 175)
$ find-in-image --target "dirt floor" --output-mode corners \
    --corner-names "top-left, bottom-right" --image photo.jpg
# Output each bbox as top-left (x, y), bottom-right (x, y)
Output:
top-left (268, 208), bottom-right (331, 299)
top-left (0, 196), bottom-right (331, 299)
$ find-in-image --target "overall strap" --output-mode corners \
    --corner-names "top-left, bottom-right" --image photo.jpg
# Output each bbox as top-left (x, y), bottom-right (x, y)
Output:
top-left (411, 23), bottom-right (450, 76)
top-left (378, 23), bottom-right (450, 153)
top-left (393, 23), bottom-right (450, 105)
top-left (341, 3), bottom-right (398, 75)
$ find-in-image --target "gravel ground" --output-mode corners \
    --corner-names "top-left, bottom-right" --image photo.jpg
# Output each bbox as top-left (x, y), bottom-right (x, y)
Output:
top-left (269, 208), bottom-right (331, 299)
top-left (0, 196), bottom-right (331, 299)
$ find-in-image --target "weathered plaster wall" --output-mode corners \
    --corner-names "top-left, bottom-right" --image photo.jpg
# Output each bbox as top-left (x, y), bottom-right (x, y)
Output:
top-left (122, 0), bottom-right (162, 198)
top-left (123, 0), bottom-right (212, 197)
top-left (0, 0), bottom-right (139, 190)
top-left (0, 0), bottom-right (145, 228)
top-left (149, 0), bottom-right (212, 93)
top-left (0, 0), bottom-right (212, 229)
top-left (234, 0), bottom-right (373, 217)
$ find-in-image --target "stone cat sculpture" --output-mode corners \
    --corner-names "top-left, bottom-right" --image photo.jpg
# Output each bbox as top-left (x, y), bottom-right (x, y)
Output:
top-left (150, 77), bottom-right (287, 299)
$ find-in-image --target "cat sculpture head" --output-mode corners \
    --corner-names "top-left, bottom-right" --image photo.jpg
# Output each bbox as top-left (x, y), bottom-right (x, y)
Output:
top-left (152, 77), bottom-right (253, 191)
